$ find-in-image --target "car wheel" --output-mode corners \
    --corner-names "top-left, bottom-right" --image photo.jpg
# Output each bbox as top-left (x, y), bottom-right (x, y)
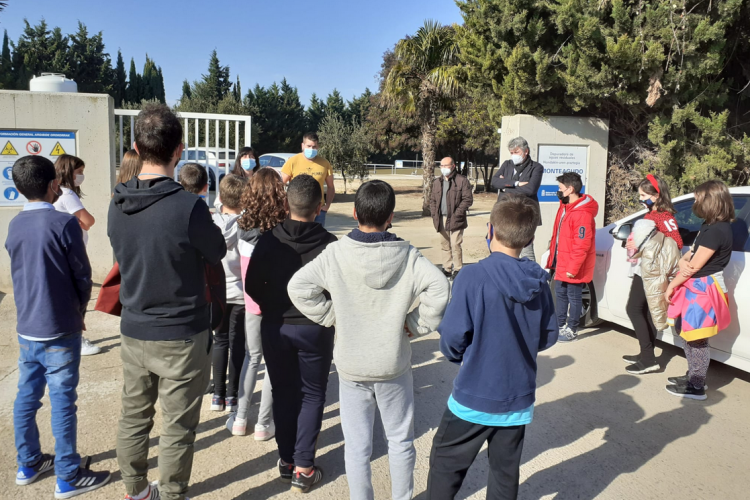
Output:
top-left (549, 274), bottom-right (601, 328)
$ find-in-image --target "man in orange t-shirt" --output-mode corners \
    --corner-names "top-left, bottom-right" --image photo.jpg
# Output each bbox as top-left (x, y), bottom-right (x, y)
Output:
top-left (280, 132), bottom-right (335, 227)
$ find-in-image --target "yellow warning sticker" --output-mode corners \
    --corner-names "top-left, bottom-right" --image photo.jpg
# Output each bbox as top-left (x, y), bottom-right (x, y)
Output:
top-left (1, 141), bottom-right (18, 155)
top-left (50, 142), bottom-right (66, 156)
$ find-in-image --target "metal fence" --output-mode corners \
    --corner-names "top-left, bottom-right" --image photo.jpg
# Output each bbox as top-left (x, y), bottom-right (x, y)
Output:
top-left (114, 110), bottom-right (252, 190)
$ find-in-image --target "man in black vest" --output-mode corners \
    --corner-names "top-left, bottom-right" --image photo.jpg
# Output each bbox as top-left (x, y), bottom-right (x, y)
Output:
top-left (491, 137), bottom-right (544, 261)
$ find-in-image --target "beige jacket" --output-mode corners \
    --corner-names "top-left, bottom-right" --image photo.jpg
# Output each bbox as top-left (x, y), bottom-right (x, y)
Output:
top-left (632, 226), bottom-right (681, 330)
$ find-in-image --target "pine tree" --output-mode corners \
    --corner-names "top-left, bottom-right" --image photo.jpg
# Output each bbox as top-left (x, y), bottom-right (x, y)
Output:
top-left (232, 75), bottom-right (241, 102)
top-left (346, 88), bottom-right (372, 124)
top-left (156, 66), bottom-right (166, 103)
top-left (199, 50), bottom-right (231, 105)
top-left (0, 30), bottom-right (11, 89)
top-left (181, 79), bottom-right (192, 101)
top-left (112, 50), bottom-right (127, 106)
top-left (325, 89), bottom-right (346, 118)
top-left (126, 57), bottom-right (141, 104)
top-left (68, 22), bottom-right (111, 94)
top-left (305, 93), bottom-right (326, 132)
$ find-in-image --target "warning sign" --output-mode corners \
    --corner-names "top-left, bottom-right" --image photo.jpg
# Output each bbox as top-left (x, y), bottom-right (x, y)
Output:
top-left (50, 142), bottom-right (67, 156)
top-left (26, 141), bottom-right (42, 155)
top-left (0, 130), bottom-right (76, 207)
top-left (1, 141), bottom-right (18, 155)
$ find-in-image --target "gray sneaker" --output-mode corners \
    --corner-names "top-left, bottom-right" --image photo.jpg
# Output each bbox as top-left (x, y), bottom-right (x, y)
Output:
top-left (557, 326), bottom-right (578, 343)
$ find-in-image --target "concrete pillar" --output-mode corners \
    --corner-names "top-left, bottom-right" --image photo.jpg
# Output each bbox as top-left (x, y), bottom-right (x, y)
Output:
top-left (0, 91), bottom-right (116, 292)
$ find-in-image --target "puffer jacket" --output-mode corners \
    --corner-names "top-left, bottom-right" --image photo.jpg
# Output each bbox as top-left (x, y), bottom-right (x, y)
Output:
top-left (430, 171), bottom-right (473, 232)
top-left (630, 220), bottom-right (681, 330)
top-left (545, 194), bottom-right (599, 284)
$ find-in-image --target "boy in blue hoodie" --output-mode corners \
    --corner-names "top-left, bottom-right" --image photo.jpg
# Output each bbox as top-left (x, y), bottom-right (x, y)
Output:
top-left (426, 195), bottom-right (557, 500)
top-left (5, 156), bottom-right (110, 498)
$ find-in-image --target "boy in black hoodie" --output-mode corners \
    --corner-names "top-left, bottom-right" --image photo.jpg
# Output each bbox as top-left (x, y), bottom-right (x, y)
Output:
top-left (246, 174), bottom-right (337, 493)
top-left (426, 196), bottom-right (557, 500)
top-left (109, 104), bottom-right (226, 500)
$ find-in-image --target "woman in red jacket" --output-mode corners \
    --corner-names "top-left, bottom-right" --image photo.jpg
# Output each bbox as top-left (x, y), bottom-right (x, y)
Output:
top-left (623, 174), bottom-right (683, 375)
top-left (545, 172), bottom-right (599, 343)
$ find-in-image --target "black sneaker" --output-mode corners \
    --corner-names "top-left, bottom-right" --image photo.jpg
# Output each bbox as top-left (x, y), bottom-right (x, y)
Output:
top-left (665, 384), bottom-right (707, 401)
top-left (667, 375), bottom-right (708, 389)
top-left (622, 354), bottom-right (640, 365)
top-left (625, 359), bottom-right (660, 374)
top-left (442, 268), bottom-right (453, 278)
top-left (291, 466), bottom-right (323, 493)
top-left (278, 459), bottom-right (294, 484)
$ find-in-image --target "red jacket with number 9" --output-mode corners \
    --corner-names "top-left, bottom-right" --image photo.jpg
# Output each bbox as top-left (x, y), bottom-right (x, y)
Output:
top-left (545, 194), bottom-right (599, 284)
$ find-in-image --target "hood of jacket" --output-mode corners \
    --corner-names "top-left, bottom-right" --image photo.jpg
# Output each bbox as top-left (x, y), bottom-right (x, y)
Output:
top-left (481, 252), bottom-right (551, 303)
top-left (113, 176), bottom-right (184, 215)
top-left (272, 218), bottom-right (333, 254)
top-left (562, 193), bottom-right (599, 218)
top-left (212, 212), bottom-right (240, 251)
top-left (339, 235), bottom-right (412, 289)
top-left (631, 219), bottom-right (657, 256)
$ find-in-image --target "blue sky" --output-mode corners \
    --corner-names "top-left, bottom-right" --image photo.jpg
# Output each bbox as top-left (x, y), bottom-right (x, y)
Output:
top-left (1, 0), bottom-right (464, 106)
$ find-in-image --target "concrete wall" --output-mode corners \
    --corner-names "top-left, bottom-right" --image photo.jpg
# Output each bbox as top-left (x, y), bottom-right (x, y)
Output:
top-left (0, 91), bottom-right (115, 292)
top-left (499, 114), bottom-right (609, 263)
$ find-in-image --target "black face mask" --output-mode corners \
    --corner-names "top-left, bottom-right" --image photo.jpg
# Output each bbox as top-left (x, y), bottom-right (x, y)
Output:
top-left (557, 190), bottom-right (570, 204)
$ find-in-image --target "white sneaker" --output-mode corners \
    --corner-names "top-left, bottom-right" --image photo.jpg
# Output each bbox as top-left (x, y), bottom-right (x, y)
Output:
top-left (226, 413), bottom-right (247, 436)
top-left (254, 423), bottom-right (275, 441)
top-left (80, 337), bottom-right (101, 356)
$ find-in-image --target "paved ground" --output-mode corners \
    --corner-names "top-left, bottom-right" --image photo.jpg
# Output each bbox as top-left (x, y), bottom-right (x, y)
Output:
top-left (1, 176), bottom-right (749, 499)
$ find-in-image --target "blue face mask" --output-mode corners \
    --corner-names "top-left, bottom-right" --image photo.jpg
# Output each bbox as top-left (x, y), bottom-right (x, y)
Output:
top-left (304, 148), bottom-right (318, 160)
top-left (241, 158), bottom-right (256, 171)
top-left (640, 198), bottom-right (654, 209)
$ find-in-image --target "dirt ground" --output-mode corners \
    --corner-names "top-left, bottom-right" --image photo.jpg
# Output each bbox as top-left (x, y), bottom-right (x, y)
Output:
top-left (1, 175), bottom-right (749, 499)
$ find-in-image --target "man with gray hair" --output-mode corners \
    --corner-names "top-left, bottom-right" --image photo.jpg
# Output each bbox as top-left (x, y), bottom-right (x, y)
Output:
top-left (491, 137), bottom-right (544, 261)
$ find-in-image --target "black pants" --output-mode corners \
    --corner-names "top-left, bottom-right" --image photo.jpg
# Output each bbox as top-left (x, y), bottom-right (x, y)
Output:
top-left (212, 303), bottom-right (246, 398)
top-left (426, 408), bottom-right (526, 500)
top-left (625, 275), bottom-right (658, 362)
top-left (261, 322), bottom-right (334, 468)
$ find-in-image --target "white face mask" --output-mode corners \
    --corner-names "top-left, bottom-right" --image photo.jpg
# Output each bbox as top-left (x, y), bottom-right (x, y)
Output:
top-left (511, 154), bottom-right (524, 165)
top-left (74, 174), bottom-right (85, 186)
top-left (440, 167), bottom-right (452, 177)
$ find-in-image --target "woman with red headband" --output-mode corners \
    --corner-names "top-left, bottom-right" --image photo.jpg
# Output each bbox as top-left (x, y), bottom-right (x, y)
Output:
top-left (622, 174), bottom-right (684, 375)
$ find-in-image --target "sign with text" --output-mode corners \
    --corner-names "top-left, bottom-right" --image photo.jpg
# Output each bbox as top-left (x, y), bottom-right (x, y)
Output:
top-left (537, 145), bottom-right (588, 202)
top-left (0, 130), bottom-right (76, 207)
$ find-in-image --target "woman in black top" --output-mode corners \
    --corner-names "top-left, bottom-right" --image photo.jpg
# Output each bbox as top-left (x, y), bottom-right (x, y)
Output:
top-left (665, 180), bottom-right (735, 400)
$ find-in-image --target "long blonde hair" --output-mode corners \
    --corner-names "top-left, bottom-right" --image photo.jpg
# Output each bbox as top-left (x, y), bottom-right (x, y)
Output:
top-left (118, 150), bottom-right (142, 184)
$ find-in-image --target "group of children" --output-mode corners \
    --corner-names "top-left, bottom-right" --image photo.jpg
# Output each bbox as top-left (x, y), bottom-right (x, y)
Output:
top-left (6, 147), bottom-right (736, 500)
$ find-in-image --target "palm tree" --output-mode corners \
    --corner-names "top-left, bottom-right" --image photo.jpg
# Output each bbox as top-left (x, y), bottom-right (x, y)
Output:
top-left (383, 20), bottom-right (461, 215)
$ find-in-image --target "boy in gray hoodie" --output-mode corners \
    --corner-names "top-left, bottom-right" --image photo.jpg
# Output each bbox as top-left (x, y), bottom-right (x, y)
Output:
top-left (288, 180), bottom-right (450, 500)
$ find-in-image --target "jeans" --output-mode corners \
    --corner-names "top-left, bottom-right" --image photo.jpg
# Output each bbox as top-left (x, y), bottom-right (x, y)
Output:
top-left (117, 330), bottom-right (211, 500)
top-left (626, 275), bottom-right (658, 362)
top-left (14, 332), bottom-right (82, 482)
top-left (314, 209), bottom-right (327, 227)
top-left (426, 408), bottom-right (525, 500)
top-left (555, 280), bottom-right (583, 332)
top-left (339, 369), bottom-right (415, 500)
top-left (236, 313), bottom-right (273, 425)
top-left (212, 303), bottom-right (246, 398)
top-left (261, 322), bottom-right (334, 468)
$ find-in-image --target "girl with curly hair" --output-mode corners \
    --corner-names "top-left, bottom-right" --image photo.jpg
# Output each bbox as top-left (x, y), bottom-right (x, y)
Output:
top-left (226, 168), bottom-right (287, 438)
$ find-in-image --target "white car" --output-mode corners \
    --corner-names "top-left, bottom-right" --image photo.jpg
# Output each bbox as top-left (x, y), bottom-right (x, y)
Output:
top-left (259, 153), bottom-right (295, 176)
top-left (176, 148), bottom-right (236, 191)
top-left (542, 187), bottom-right (750, 373)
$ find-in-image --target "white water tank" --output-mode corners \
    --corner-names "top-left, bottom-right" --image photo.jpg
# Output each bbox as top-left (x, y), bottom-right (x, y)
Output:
top-left (29, 73), bottom-right (78, 93)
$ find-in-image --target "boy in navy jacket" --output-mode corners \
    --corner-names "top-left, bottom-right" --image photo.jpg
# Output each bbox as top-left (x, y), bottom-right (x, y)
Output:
top-left (426, 195), bottom-right (557, 500)
top-left (5, 156), bottom-right (110, 498)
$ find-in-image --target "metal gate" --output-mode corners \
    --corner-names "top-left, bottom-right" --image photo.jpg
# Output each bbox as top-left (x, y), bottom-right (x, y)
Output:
top-left (114, 110), bottom-right (253, 192)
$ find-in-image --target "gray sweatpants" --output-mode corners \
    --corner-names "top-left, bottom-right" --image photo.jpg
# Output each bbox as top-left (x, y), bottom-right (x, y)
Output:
top-left (339, 369), bottom-right (415, 500)
top-left (236, 312), bottom-right (273, 426)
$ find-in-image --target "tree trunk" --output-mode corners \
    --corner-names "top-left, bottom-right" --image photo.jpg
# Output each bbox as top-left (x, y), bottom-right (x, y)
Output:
top-left (420, 120), bottom-right (437, 216)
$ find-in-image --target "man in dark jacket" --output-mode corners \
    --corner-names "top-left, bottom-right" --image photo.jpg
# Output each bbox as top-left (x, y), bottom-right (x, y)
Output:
top-left (246, 174), bottom-right (337, 492)
top-left (429, 157), bottom-right (473, 278)
top-left (491, 136), bottom-right (544, 261)
top-left (109, 104), bottom-right (227, 500)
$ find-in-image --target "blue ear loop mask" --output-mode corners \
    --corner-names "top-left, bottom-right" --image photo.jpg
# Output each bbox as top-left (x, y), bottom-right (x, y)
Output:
top-left (241, 158), bottom-right (256, 171)
top-left (304, 148), bottom-right (318, 160)
top-left (640, 198), bottom-right (655, 209)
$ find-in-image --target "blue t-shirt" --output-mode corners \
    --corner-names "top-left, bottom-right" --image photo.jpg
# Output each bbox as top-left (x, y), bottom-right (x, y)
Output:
top-left (448, 395), bottom-right (533, 426)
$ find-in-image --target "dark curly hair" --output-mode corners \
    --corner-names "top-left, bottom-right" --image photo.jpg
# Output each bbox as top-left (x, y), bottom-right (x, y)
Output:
top-left (237, 168), bottom-right (287, 231)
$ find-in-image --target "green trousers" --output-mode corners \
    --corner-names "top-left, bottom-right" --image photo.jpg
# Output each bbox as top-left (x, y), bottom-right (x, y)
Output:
top-left (117, 330), bottom-right (211, 500)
